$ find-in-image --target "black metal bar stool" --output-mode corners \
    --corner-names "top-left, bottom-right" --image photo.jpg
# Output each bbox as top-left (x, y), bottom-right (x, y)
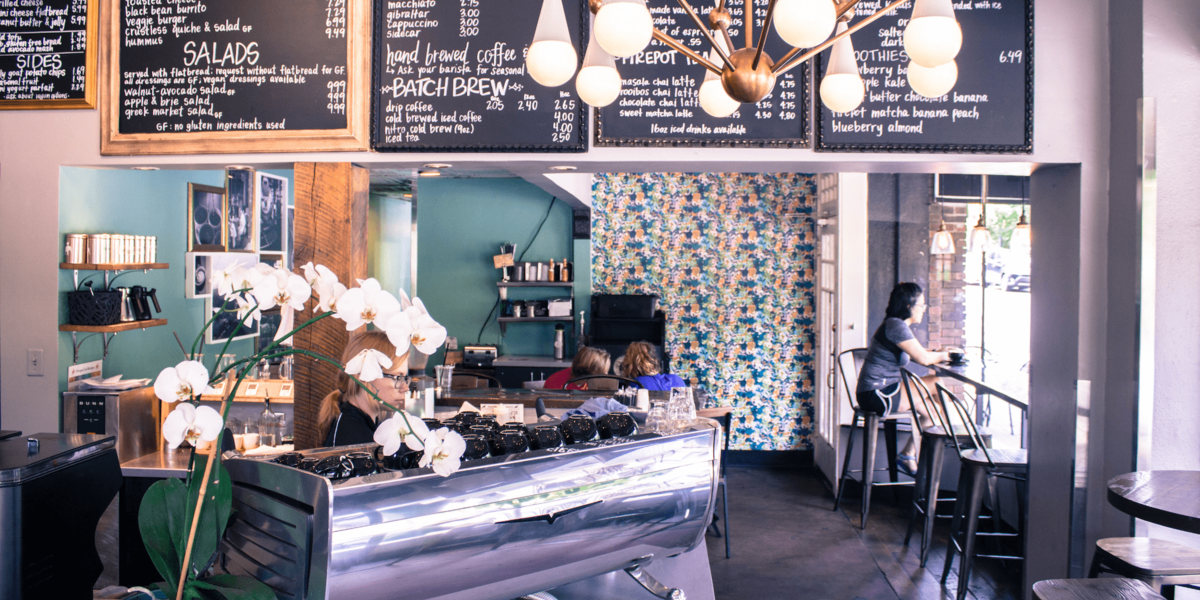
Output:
top-left (1034, 578), bottom-right (1167, 600)
top-left (1088, 537), bottom-right (1200, 599)
top-left (901, 370), bottom-right (992, 568)
top-left (938, 383), bottom-right (1027, 600)
top-left (832, 348), bottom-right (914, 529)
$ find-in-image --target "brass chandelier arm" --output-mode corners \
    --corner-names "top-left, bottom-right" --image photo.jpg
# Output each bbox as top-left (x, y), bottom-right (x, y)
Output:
top-left (772, 0), bottom-right (907, 76)
top-left (676, 0), bottom-right (735, 70)
top-left (653, 28), bottom-right (722, 73)
top-left (771, 0), bottom-right (863, 73)
top-left (752, 0), bottom-right (780, 70)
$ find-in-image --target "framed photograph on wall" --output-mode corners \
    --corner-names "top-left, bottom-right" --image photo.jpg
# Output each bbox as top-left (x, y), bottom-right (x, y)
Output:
top-left (188, 183), bottom-right (225, 252)
top-left (226, 168), bottom-right (256, 253)
top-left (286, 205), bottom-right (294, 270)
top-left (205, 253), bottom-right (259, 344)
top-left (257, 172), bottom-right (288, 254)
top-left (185, 252), bottom-right (213, 299)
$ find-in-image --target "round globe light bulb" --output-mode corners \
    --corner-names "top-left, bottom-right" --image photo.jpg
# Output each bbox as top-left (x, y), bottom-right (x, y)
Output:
top-left (527, 40), bottom-right (578, 87)
top-left (904, 16), bottom-right (962, 68)
top-left (576, 65), bottom-right (622, 106)
top-left (595, 2), bottom-right (654, 58)
top-left (820, 73), bottom-right (865, 114)
top-left (699, 79), bottom-right (740, 117)
top-left (773, 0), bottom-right (837, 48)
top-left (907, 59), bottom-right (957, 97)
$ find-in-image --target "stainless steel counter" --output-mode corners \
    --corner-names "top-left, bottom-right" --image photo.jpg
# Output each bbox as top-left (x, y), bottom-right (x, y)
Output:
top-left (493, 354), bottom-right (572, 369)
top-left (120, 448), bottom-right (192, 479)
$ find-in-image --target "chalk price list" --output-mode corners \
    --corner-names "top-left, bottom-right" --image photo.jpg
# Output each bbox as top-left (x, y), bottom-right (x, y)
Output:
top-left (0, 0), bottom-right (90, 101)
top-left (119, 0), bottom-right (349, 134)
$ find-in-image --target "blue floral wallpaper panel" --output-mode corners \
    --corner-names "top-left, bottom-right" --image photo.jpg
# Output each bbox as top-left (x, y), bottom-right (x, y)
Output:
top-left (592, 173), bottom-right (818, 451)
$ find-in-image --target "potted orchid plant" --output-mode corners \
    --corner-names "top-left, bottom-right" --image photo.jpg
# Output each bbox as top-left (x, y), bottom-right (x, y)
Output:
top-left (141, 261), bottom-right (463, 600)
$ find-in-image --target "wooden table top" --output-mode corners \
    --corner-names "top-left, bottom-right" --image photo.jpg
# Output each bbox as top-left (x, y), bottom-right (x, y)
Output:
top-left (929, 361), bottom-right (1028, 412)
top-left (1109, 471), bottom-right (1200, 534)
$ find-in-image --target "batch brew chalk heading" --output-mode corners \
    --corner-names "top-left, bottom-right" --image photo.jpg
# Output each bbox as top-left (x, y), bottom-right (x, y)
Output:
top-left (119, 0), bottom-right (352, 134)
top-left (0, 0), bottom-right (91, 104)
top-left (595, 0), bottom-right (808, 147)
top-left (371, 0), bottom-right (587, 152)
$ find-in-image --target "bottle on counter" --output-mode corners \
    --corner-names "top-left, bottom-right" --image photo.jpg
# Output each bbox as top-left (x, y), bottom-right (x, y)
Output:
top-left (554, 323), bottom-right (565, 360)
top-left (549, 259), bottom-right (557, 282)
top-left (562, 259), bottom-right (572, 282)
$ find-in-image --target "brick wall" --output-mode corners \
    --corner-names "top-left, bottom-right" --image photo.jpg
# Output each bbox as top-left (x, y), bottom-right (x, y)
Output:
top-left (927, 202), bottom-right (967, 396)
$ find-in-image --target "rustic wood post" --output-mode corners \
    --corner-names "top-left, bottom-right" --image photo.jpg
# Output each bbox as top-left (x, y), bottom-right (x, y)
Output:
top-left (292, 162), bottom-right (369, 449)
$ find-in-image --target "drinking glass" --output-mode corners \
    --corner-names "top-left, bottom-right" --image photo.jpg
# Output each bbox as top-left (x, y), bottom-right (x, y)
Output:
top-left (256, 359), bottom-right (271, 380)
top-left (646, 399), bottom-right (669, 434)
top-left (279, 356), bottom-right (294, 380)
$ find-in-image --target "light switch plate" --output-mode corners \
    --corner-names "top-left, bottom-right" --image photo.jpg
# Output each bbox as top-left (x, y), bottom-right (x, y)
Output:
top-left (27, 349), bottom-right (43, 376)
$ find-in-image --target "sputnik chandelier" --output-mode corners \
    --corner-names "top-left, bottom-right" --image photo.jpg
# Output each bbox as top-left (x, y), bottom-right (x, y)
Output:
top-left (526, 0), bottom-right (964, 117)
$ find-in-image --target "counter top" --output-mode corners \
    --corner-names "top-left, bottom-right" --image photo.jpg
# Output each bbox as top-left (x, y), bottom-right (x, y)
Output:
top-left (492, 355), bottom-right (571, 369)
top-left (121, 448), bottom-right (193, 479)
top-left (437, 387), bottom-right (665, 409)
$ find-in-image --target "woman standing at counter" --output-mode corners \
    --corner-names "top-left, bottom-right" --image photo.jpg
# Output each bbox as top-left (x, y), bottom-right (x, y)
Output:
top-left (319, 331), bottom-right (410, 446)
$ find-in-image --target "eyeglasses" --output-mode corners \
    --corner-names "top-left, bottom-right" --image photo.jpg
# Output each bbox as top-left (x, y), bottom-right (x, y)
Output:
top-left (379, 373), bottom-right (411, 390)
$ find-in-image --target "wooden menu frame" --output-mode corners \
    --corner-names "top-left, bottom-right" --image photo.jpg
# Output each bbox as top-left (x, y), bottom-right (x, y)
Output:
top-left (0, 0), bottom-right (99, 110)
top-left (99, 0), bottom-right (371, 155)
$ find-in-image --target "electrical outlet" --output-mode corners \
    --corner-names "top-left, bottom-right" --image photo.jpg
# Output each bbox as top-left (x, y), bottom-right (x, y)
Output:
top-left (446, 337), bottom-right (458, 350)
top-left (27, 349), bottom-right (44, 376)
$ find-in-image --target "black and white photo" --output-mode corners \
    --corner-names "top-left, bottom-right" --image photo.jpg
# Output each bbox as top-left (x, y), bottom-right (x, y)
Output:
top-left (188, 183), bottom-right (225, 252)
top-left (205, 253), bottom-right (259, 344)
top-left (257, 171), bottom-right (288, 253)
top-left (186, 253), bottom-right (212, 299)
top-left (226, 168), bottom-right (256, 252)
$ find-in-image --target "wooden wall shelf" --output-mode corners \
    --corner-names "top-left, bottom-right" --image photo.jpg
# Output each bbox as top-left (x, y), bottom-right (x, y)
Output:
top-left (59, 318), bottom-right (167, 333)
top-left (61, 262), bottom-right (169, 270)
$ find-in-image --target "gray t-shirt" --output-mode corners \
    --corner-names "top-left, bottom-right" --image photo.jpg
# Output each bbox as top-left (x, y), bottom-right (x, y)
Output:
top-left (856, 317), bottom-right (915, 393)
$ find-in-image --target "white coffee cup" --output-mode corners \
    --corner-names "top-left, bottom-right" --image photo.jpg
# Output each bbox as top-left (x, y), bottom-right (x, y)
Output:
top-left (636, 389), bottom-right (650, 411)
top-left (243, 433), bottom-right (260, 450)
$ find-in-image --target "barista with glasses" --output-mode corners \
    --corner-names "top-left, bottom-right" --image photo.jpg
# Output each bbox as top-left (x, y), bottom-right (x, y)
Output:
top-left (855, 282), bottom-right (951, 475)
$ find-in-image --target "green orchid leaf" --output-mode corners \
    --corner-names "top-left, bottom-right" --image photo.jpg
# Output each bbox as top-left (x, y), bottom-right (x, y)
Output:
top-left (138, 478), bottom-right (190, 591)
top-left (184, 455), bottom-right (234, 578)
top-left (193, 574), bottom-right (278, 600)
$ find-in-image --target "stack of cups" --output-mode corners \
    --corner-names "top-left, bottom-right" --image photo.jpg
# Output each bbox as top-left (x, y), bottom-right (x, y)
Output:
top-left (68, 233), bottom-right (158, 265)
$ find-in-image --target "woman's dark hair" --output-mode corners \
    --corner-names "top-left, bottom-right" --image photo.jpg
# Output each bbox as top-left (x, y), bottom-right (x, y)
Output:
top-left (885, 282), bottom-right (924, 320)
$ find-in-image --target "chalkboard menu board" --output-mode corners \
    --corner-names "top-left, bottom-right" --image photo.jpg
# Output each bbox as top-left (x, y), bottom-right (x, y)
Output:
top-left (816, 0), bottom-right (1033, 153)
top-left (595, 0), bottom-right (808, 147)
top-left (371, 0), bottom-right (588, 152)
top-left (0, 0), bottom-right (97, 109)
top-left (101, 0), bottom-right (370, 155)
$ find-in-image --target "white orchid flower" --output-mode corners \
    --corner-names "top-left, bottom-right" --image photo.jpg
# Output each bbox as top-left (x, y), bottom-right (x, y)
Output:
top-left (163, 403), bottom-right (224, 449)
top-left (415, 427), bottom-right (467, 477)
top-left (344, 348), bottom-right (393, 383)
top-left (302, 262), bottom-right (340, 288)
top-left (252, 272), bottom-right (311, 341)
top-left (334, 278), bottom-right (401, 331)
top-left (384, 310), bottom-right (448, 357)
top-left (317, 281), bottom-right (348, 313)
top-left (154, 360), bottom-right (211, 403)
top-left (231, 293), bottom-right (261, 322)
top-left (372, 412), bottom-right (430, 456)
top-left (213, 264), bottom-right (247, 297)
top-left (398, 288), bottom-right (413, 310)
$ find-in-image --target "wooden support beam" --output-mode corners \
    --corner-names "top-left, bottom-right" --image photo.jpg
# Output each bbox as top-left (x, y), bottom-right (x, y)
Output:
top-left (291, 162), bottom-right (370, 450)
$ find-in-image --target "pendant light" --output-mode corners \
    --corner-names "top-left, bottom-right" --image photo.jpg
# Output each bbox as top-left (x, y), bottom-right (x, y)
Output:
top-left (527, 0), bottom-right (578, 87)
top-left (575, 14), bottom-right (622, 107)
top-left (904, 0), bottom-right (962, 68)
top-left (594, 0), bottom-right (653, 58)
top-left (931, 198), bottom-right (955, 255)
top-left (773, 0), bottom-right (837, 49)
top-left (969, 177), bottom-right (993, 252)
top-left (1010, 197), bottom-right (1031, 252)
top-left (699, 40), bottom-right (739, 118)
top-left (907, 59), bottom-right (958, 98)
top-left (820, 21), bottom-right (865, 114)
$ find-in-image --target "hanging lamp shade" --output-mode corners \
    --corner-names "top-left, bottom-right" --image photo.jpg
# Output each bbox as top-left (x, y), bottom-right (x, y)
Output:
top-left (699, 43), bottom-right (739, 117)
top-left (1010, 212), bottom-right (1031, 252)
top-left (969, 214), bottom-right (992, 252)
top-left (907, 59), bottom-right (957, 98)
top-left (820, 22), bottom-right (865, 114)
top-left (527, 0), bottom-right (578, 87)
top-left (773, 0), bottom-right (837, 48)
top-left (594, 0), bottom-right (654, 58)
top-left (904, 0), bottom-right (962, 68)
top-left (576, 16), bottom-right (622, 107)
top-left (931, 222), bottom-right (955, 255)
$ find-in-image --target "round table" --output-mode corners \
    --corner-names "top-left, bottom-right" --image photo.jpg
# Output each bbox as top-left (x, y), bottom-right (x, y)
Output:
top-left (1108, 471), bottom-right (1200, 534)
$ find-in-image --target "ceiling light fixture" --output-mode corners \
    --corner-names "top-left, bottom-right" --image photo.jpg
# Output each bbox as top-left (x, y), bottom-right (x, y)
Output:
top-left (527, 0), bottom-right (964, 116)
top-left (969, 176), bottom-right (993, 253)
top-left (130, 166), bottom-right (160, 171)
top-left (930, 197), bottom-right (955, 255)
top-left (418, 170), bottom-right (442, 177)
top-left (225, 165), bottom-right (254, 170)
top-left (1010, 194), bottom-right (1031, 252)
top-left (549, 165), bottom-right (578, 171)
top-left (422, 163), bottom-right (452, 169)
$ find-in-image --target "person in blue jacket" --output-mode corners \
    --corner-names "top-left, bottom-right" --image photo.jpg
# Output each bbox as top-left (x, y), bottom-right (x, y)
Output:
top-left (621, 341), bottom-right (686, 391)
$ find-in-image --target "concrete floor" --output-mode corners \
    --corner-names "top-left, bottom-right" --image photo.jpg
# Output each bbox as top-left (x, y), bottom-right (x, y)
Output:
top-left (706, 467), bottom-right (1021, 600)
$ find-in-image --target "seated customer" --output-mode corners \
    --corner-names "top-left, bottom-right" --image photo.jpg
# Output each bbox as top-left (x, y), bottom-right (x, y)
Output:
top-left (319, 331), bottom-right (410, 447)
top-left (621, 341), bottom-right (686, 391)
top-left (543, 346), bottom-right (612, 390)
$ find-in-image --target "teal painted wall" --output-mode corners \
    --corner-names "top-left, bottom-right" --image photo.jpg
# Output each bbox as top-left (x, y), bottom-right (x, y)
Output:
top-left (57, 168), bottom-right (294, 406)
top-left (416, 178), bottom-right (574, 368)
top-left (368, 193), bottom-right (413, 299)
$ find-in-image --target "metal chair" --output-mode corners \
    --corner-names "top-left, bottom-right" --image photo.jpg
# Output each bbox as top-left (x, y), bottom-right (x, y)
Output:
top-left (938, 383), bottom-right (1027, 600)
top-left (832, 348), bottom-right (915, 529)
top-left (901, 369), bottom-right (992, 567)
top-left (702, 408), bottom-right (734, 558)
top-left (564, 374), bottom-right (643, 390)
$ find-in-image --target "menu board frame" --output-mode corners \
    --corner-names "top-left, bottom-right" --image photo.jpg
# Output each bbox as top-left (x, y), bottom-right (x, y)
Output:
top-left (815, 0), bottom-right (1034, 154)
top-left (99, 0), bottom-right (372, 155)
top-left (0, 0), bottom-right (99, 110)
top-left (369, 0), bottom-right (590, 153)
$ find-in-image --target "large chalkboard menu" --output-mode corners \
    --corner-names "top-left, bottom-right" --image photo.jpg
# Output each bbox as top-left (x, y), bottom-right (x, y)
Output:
top-left (816, 0), bottom-right (1033, 153)
top-left (0, 0), bottom-right (97, 109)
top-left (101, 0), bottom-right (370, 154)
top-left (371, 0), bottom-right (587, 151)
top-left (595, 0), bottom-right (808, 147)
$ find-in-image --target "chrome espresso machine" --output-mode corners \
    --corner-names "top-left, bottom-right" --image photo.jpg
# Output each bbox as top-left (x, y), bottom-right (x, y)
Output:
top-left (219, 419), bottom-right (721, 600)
